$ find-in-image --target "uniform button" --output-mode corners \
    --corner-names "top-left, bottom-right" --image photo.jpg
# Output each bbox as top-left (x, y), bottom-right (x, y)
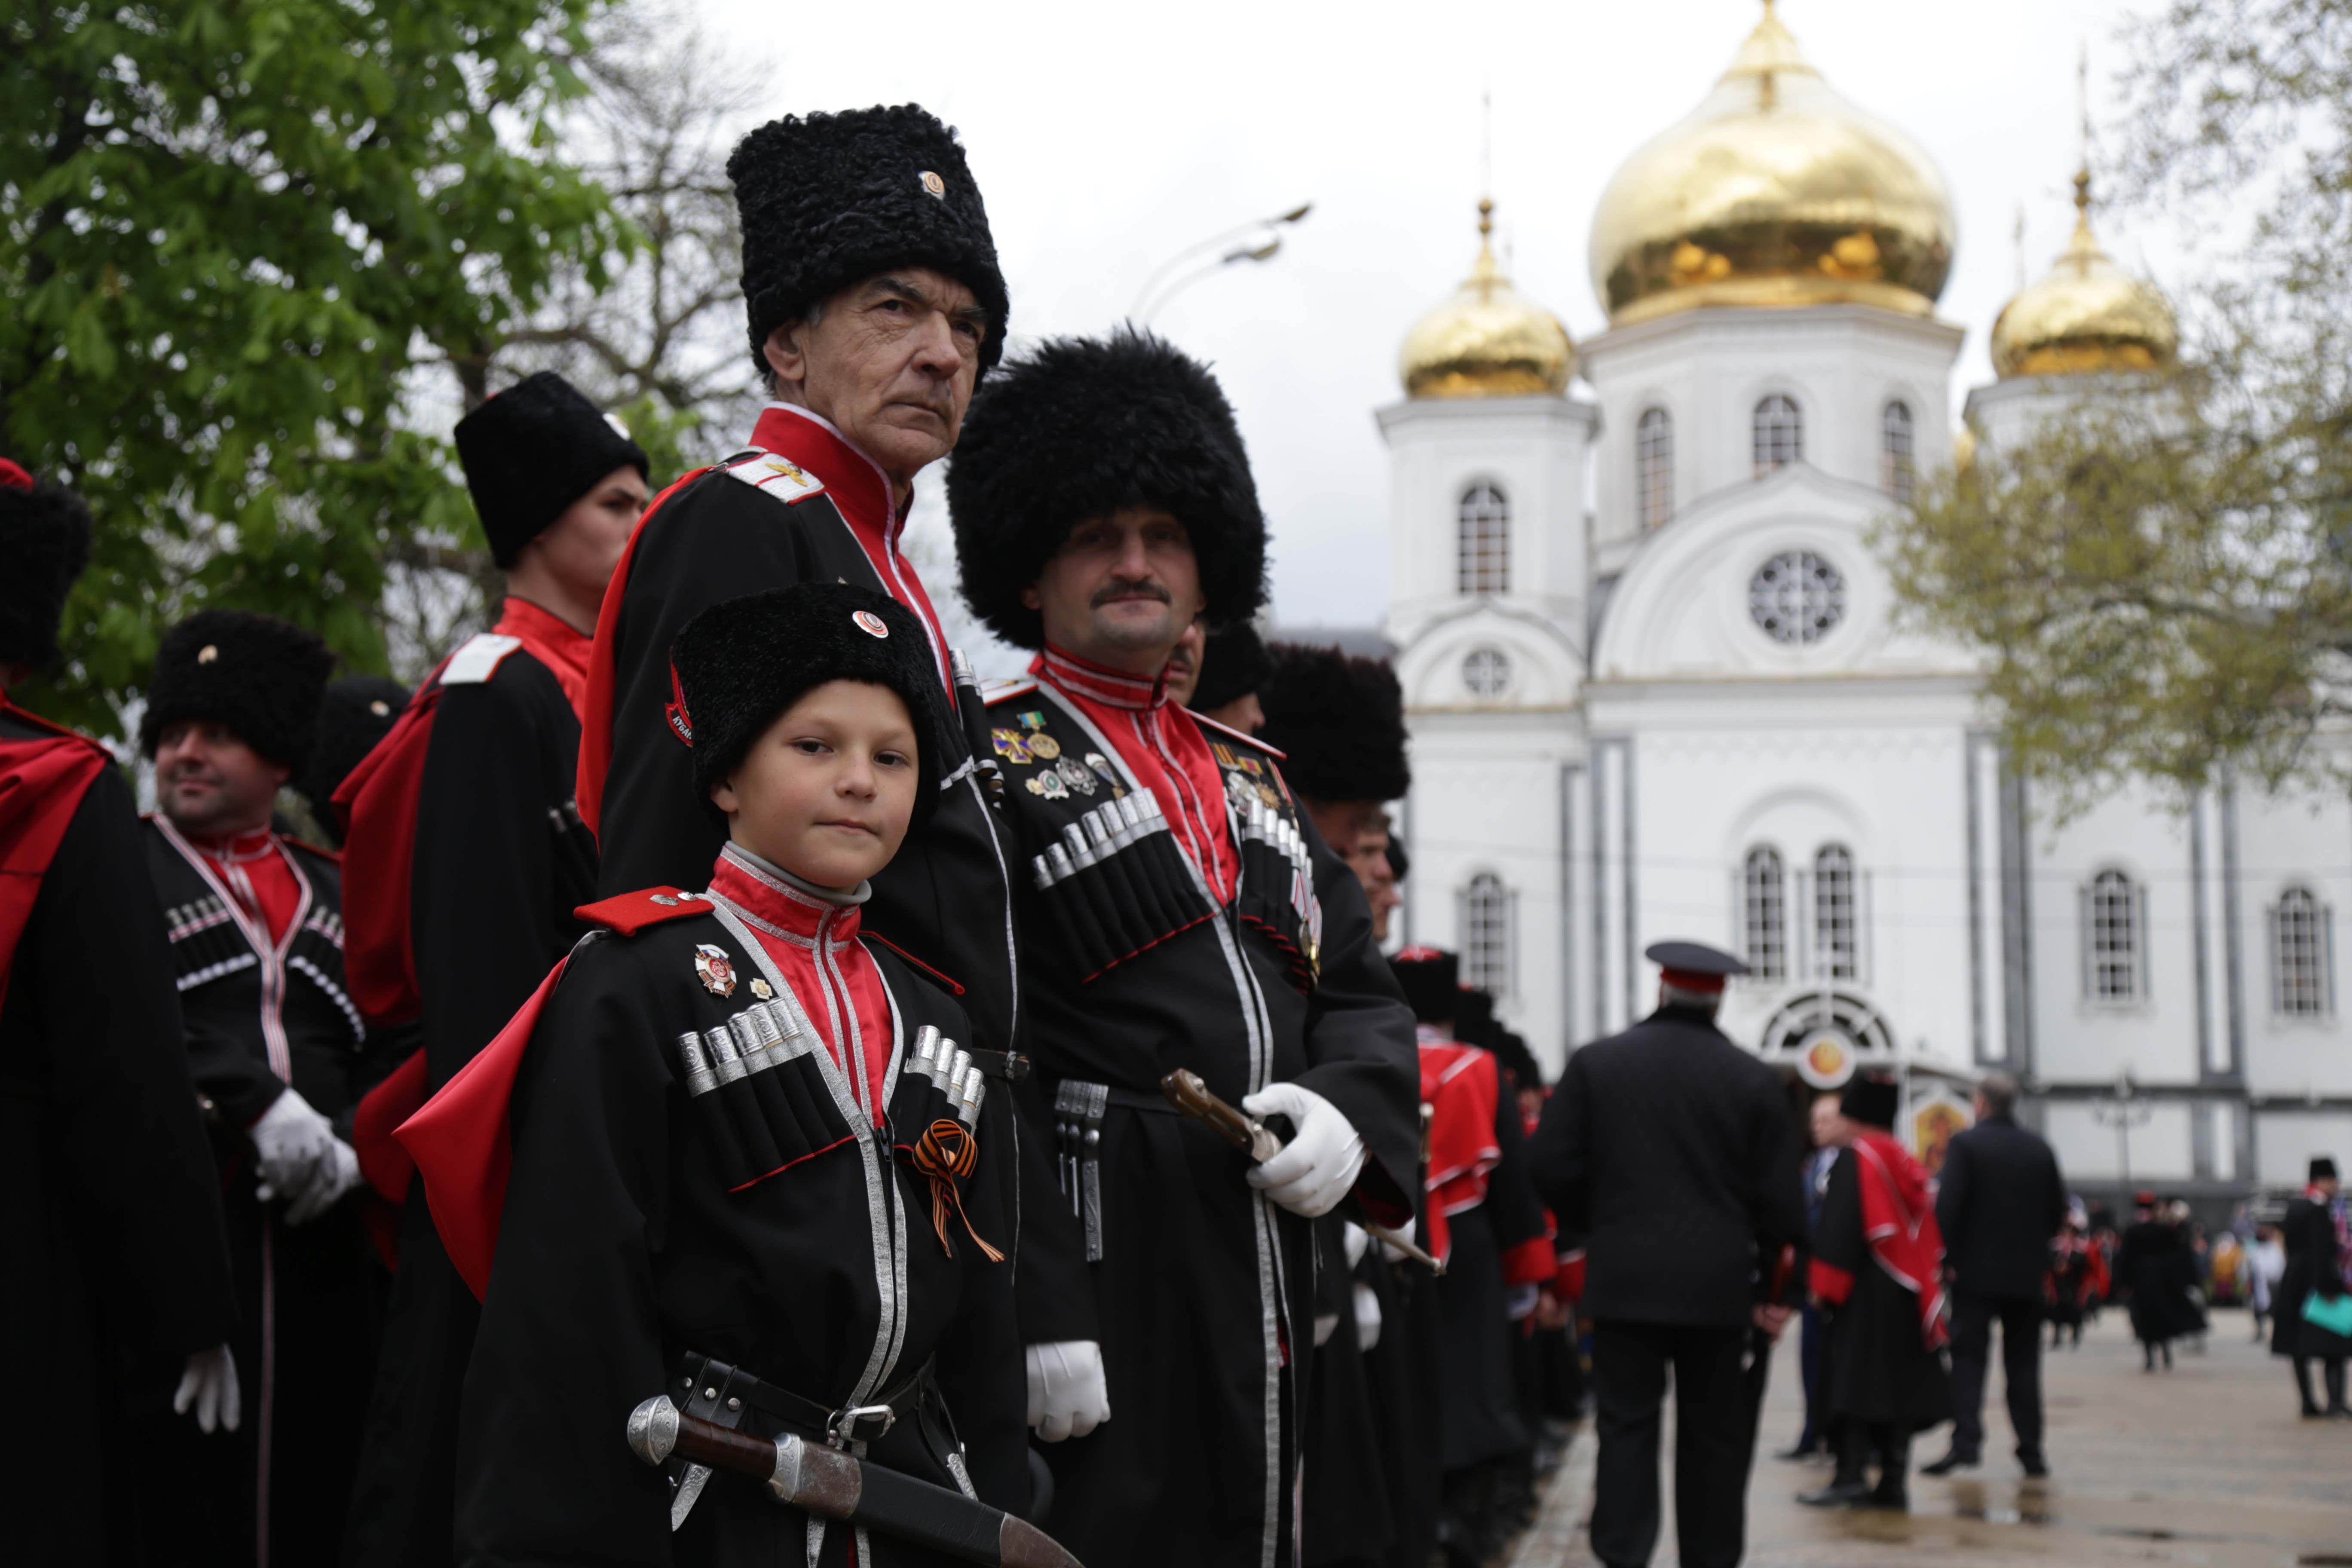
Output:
top-left (727, 1397), bottom-right (742, 1412)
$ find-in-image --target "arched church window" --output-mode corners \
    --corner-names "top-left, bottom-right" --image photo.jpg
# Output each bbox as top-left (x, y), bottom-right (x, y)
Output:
top-left (2271, 886), bottom-right (2332, 1017)
top-left (1815, 845), bottom-right (1857, 980)
top-left (1753, 394), bottom-right (1803, 477)
top-left (1462, 873), bottom-right (1513, 997)
top-left (1636, 408), bottom-right (1674, 529)
top-left (2082, 869), bottom-right (2145, 1003)
top-left (1881, 400), bottom-right (1916, 503)
top-left (1458, 482), bottom-right (1509, 594)
top-left (1743, 847), bottom-right (1786, 981)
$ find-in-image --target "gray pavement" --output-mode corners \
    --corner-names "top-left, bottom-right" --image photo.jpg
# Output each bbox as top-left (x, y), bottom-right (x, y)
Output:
top-left (1511, 1308), bottom-right (2352, 1567)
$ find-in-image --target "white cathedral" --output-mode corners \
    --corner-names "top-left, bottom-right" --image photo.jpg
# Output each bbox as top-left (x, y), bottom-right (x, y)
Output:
top-left (1374, 4), bottom-right (2352, 1205)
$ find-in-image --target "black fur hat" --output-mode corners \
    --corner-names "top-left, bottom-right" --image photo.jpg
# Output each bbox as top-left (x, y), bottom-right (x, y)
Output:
top-left (949, 329), bottom-right (1266, 649)
top-left (727, 104), bottom-right (1008, 380)
top-left (1385, 834), bottom-right (1410, 883)
top-left (0, 459), bottom-right (94, 670)
top-left (2313, 1156), bottom-right (2339, 1182)
top-left (1258, 642), bottom-right (1411, 804)
top-left (1390, 946), bottom-right (1461, 1026)
top-left (670, 583), bottom-right (943, 831)
top-left (140, 609), bottom-right (335, 769)
top-left (299, 676), bottom-right (410, 824)
top-left (1191, 621), bottom-right (1270, 714)
top-left (455, 372), bottom-right (648, 568)
top-left (1841, 1071), bottom-right (1899, 1131)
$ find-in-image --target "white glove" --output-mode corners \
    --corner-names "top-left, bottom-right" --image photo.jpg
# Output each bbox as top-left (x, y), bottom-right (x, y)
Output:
top-left (1025, 1341), bottom-right (1110, 1442)
top-left (173, 1344), bottom-right (241, 1433)
top-left (250, 1088), bottom-right (336, 1210)
top-left (1241, 1082), bottom-right (1365, 1218)
top-left (284, 1136), bottom-right (361, 1225)
top-left (1354, 1282), bottom-right (1383, 1351)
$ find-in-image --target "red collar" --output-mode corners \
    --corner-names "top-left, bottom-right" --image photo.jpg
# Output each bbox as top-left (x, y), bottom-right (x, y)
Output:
top-left (1035, 644), bottom-right (1169, 711)
top-left (705, 843), bottom-right (865, 945)
top-left (186, 824), bottom-right (279, 865)
top-left (492, 596), bottom-right (594, 717)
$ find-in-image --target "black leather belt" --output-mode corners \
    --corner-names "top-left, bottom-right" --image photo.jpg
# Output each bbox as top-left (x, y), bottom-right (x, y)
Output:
top-left (674, 1351), bottom-right (935, 1448)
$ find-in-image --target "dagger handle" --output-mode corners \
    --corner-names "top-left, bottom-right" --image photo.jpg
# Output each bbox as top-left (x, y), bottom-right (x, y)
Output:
top-left (1159, 1069), bottom-right (1259, 1156)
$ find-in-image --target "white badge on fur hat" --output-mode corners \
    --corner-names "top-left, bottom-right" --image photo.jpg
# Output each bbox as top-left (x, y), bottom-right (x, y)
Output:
top-left (919, 171), bottom-right (946, 199)
top-left (852, 610), bottom-right (890, 639)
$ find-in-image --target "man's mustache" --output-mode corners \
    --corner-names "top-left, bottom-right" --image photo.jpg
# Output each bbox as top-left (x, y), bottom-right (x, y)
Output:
top-left (1091, 578), bottom-right (1170, 609)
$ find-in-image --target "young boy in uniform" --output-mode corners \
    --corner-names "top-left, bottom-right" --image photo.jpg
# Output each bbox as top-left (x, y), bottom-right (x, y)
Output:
top-left (405, 582), bottom-right (1026, 1566)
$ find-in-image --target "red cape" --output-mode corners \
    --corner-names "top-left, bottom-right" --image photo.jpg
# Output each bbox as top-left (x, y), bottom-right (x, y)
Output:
top-left (392, 887), bottom-right (710, 1299)
top-left (0, 701), bottom-right (113, 1010)
top-left (1418, 1039), bottom-right (1501, 1268)
top-left (1808, 1130), bottom-right (1949, 1349)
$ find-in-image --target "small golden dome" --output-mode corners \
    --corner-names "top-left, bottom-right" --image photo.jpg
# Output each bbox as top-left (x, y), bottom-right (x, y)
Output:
top-left (1399, 198), bottom-right (1574, 399)
top-left (1990, 171), bottom-right (2176, 378)
top-left (1588, 2), bottom-right (1956, 325)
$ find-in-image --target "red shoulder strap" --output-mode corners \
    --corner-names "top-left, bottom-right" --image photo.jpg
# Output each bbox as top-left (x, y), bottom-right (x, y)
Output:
top-left (573, 885), bottom-right (712, 935)
top-left (0, 707), bottom-right (114, 1011)
top-left (576, 468), bottom-right (711, 839)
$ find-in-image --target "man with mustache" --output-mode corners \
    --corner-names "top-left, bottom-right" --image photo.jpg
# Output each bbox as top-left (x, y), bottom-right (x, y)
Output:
top-left (575, 104), bottom-right (1101, 1461)
top-left (947, 329), bottom-right (1421, 1567)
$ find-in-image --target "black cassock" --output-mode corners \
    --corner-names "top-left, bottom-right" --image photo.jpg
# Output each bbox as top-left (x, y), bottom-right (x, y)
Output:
top-left (2118, 1219), bottom-right (2187, 1346)
top-left (343, 627), bottom-right (598, 1568)
top-left (138, 816), bottom-right (392, 1568)
top-left (453, 894), bottom-right (1028, 1567)
top-left (0, 714), bottom-right (237, 1563)
top-left (982, 675), bottom-right (1419, 1568)
top-left (582, 407), bottom-right (1090, 1350)
top-left (1811, 1149), bottom-right (1950, 1434)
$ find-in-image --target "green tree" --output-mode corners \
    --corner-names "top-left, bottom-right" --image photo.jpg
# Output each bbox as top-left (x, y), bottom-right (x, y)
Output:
top-left (1877, 0), bottom-right (2352, 817)
top-left (2, 0), bottom-right (623, 738)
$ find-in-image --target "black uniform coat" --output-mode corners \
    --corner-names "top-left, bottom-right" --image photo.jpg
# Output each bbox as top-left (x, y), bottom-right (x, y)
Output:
top-left (1300, 1214), bottom-right (1391, 1568)
top-left (139, 816), bottom-right (388, 1568)
top-left (1933, 1112), bottom-right (2066, 1302)
top-left (983, 677), bottom-right (1419, 1568)
top-left (2117, 1219), bottom-right (2182, 1346)
top-left (453, 902), bottom-right (1027, 1567)
top-left (1528, 1003), bottom-right (1807, 1328)
top-left (0, 717), bottom-right (238, 1564)
top-left (580, 406), bottom-right (1090, 1348)
top-left (343, 626), bottom-right (599, 1568)
top-left (1811, 1148), bottom-right (1952, 1431)
top-left (2275, 1196), bottom-right (2351, 1359)
top-left (1436, 1065), bottom-right (1548, 1473)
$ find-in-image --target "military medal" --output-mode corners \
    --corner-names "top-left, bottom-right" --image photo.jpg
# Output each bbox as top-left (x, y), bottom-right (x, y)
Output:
top-left (750, 977), bottom-right (774, 1000)
top-left (1026, 771), bottom-right (1069, 800)
top-left (1057, 757), bottom-right (1096, 796)
top-left (990, 728), bottom-right (1033, 764)
top-left (1085, 751), bottom-right (1118, 784)
top-left (693, 943), bottom-right (738, 998)
top-left (1014, 711), bottom-right (1062, 760)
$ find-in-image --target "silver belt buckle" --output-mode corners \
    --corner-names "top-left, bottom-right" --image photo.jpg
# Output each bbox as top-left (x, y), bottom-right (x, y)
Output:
top-left (832, 1403), bottom-right (896, 1444)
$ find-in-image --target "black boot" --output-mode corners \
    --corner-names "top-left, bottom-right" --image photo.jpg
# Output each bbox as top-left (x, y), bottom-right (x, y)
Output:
top-left (1800, 1426), bottom-right (1875, 1508)
top-left (1870, 1430), bottom-right (1911, 1510)
top-left (2297, 1358), bottom-right (2324, 1417)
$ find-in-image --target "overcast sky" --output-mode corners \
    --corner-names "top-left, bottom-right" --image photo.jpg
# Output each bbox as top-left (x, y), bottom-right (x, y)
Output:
top-left (692, 0), bottom-right (2174, 646)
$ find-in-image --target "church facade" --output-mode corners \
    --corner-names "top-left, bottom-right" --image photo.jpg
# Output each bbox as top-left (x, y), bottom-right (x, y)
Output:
top-left (1380, 4), bottom-right (2352, 1205)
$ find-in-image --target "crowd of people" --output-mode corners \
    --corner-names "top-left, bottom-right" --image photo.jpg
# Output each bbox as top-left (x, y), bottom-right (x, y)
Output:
top-left (6, 99), bottom-right (2352, 1568)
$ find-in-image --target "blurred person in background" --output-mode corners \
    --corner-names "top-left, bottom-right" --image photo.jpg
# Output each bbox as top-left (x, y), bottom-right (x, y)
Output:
top-left (2275, 1158), bottom-right (2349, 1419)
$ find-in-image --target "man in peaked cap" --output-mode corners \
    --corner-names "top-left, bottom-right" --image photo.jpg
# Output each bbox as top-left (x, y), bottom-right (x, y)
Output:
top-left (947, 327), bottom-right (1421, 1567)
top-left (0, 462), bottom-right (239, 1561)
top-left (338, 368), bottom-right (644, 1568)
top-left (573, 106), bottom-right (1102, 1447)
top-left (137, 608), bottom-right (397, 1566)
top-left (1528, 941), bottom-right (1807, 1568)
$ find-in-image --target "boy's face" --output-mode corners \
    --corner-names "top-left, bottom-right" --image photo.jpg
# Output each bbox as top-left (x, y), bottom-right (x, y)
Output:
top-left (712, 680), bottom-right (920, 888)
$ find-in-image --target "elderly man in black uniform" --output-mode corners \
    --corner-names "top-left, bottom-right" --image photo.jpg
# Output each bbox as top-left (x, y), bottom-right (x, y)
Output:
top-left (575, 104), bottom-right (1101, 1448)
top-left (1923, 1071), bottom-right (2064, 1478)
top-left (946, 328), bottom-right (1421, 1568)
top-left (139, 609), bottom-right (393, 1567)
top-left (1528, 941), bottom-right (1806, 1568)
top-left (0, 462), bottom-right (241, 1562)
top-left (338, 369), bottom-right (646, 1568)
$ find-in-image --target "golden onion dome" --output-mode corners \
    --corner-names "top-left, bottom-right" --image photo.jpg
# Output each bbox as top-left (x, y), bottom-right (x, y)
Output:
top-left (1990, 171), bottom-right (2176, 378)
top-left (1588, 1), bottom-right (1957, 326)
top-left (1399, 198), bottom-right (1574, 399)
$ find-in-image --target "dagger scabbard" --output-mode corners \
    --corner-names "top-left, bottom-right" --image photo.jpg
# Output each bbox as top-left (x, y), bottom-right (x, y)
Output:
top-left (626, 1396), bottom-right (1084, 1568)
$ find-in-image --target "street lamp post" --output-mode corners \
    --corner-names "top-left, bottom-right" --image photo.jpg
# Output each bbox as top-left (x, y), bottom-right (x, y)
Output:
top-left (1130, 203), bottom-right (1313, 325)
top-left (2090, 1069), bottom-right (2153, 1188)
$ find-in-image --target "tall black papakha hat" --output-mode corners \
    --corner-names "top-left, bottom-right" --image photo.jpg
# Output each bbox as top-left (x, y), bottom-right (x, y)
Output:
top-left (141, 609), bottom-right (335, 770)
top-left (455, 371), bottom-right (648, 568)
top-left (949, 329), bottom-right (1267, 650)
top-left (1258, 642), bottom-right (1412, 804)
top-left (669, 582), bottom-right (944, 831)
top-left (2314, 1156), bottom-right (2340, 1182)
top-left (0, 459), bottom-right (93, 671)
top-left (1389, 946), bottom-right (1461, 1026)
top-left (300, 676), bottom-right (410, 827)
top-left (1190, 622), bottom-right (1271, 714)
top-left (1841, 1072), bottom-right (1900, 1131)
top-left (727, 104), bottom-right (1009, 380)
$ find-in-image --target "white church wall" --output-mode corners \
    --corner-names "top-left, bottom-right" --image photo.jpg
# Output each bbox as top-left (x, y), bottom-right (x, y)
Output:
top-left (2042, 1098), bottom-right (2196, 1184)
top-left (2254, 1110), bottom-right (2352, 1186)
top-left (2236, 784), bottom-right (2352, 1100)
